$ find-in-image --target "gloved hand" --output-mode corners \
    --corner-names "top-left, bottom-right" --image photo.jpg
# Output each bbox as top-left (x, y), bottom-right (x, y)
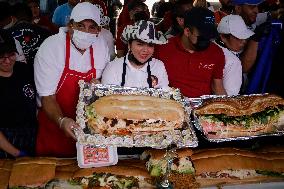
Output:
top-left (250, 21), bottom-right (272, 42)
top-left (18, 150), bottom-right (28, 157)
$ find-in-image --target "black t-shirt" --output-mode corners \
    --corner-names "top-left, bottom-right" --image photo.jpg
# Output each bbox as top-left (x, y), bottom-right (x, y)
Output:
top-left (8, 21), bottom-right (51, 66)
top-left (0, 62), bottom-right (37, 128)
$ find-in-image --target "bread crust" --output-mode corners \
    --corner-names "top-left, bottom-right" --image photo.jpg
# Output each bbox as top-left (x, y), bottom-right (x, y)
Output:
top-left (93, 95), bottom-right (184, 121)
top-left (87, 95), bottom-right (185, 135)
top-left (195, 94), bottom-right (284, 116)
top-left (193, 155), bottom-right (284, 175)
top-left (0, 169), bottom-right (10, 189)
top-left (192, 148), bottom-right (284, 160)
top-left (9, 158), bottom-right (56, 187)
top-left (55, 158), bottom-right (77, 166)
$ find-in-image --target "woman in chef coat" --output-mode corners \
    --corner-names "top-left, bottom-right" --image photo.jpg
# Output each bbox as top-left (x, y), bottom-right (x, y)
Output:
top-left (101, 20), bottom-right (169, 89)
top-left (33, 2), bottom-right (110, 157)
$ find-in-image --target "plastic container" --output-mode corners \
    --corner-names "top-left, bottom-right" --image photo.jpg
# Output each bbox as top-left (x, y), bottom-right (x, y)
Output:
top-left (76, 142), bottom-right (118, 168)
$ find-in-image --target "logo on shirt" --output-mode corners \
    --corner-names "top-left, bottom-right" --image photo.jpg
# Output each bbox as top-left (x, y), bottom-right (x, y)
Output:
top-left (23, 84), bottom-right (35, 99)
top-left (198, 62), bottom-right (214, 70)
top-left (151, 75), bottom-right (158, 87)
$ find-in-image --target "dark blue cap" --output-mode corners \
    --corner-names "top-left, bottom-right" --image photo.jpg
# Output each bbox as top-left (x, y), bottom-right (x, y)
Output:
top-left (184, 7), bottom-right (218, 39)
top-left (232, 0), bottom-right (264, 5)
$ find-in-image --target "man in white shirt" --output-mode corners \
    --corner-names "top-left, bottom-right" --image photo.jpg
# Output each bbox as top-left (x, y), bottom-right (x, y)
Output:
top-left (34, 2), bottom-right (110, 157)
top-left (215, 15), bottom-right (254, 95)
top-left (101, 20), bottom-right (169, 89)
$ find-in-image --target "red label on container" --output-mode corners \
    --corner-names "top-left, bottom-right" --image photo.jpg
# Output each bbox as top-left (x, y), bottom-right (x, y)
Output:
top-left (83, 146), bottom-right (110, 164)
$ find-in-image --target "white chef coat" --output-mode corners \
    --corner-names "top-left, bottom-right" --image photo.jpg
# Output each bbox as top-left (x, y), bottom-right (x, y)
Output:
top-left (34, 27), bottom-right (110, 97)
top-left (101, 54), bottom-right (169, 88)
top-left (99, 28), bottom-right (115, 61)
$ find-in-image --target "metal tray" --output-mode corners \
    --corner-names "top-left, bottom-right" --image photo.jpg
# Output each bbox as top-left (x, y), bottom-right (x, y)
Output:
top-left (75, 80), bottom-right (198, 148)
top-left (191, 94), bottom-right (284, 143)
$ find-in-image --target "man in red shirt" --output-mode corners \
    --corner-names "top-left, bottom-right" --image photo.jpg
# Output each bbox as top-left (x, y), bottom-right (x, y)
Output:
top-left (156, 7), bottom-right (227, 97)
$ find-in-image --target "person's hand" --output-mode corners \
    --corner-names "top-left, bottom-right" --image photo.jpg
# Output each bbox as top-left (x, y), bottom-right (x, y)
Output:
top-left (60, 117), bottom-right (79, 140)
top-left (250, 21), bottom-right (272, 42)
top-left (90, 78), bottom-right (101, 84)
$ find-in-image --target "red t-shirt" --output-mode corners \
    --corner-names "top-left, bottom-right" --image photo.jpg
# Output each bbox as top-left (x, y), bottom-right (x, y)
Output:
top-left (155, 36), bottom-right (225, 98)
top-left (214, 10), bottom-right (227, 25)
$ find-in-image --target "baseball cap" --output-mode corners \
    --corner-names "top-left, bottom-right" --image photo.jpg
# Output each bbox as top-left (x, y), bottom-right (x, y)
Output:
top-left (232, 0), bottom-right (264, 5)
top-left (0, 29), bottom-right (17, 55)
top-left (70, 2), bottom-right (101, 26)
top-left (184, 7), bottom-right (218, 39)
top-left (218, 15), bottom-right (254, 39)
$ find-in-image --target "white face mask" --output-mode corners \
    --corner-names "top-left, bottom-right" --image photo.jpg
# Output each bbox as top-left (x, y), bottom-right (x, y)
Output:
top-left (72, 29), bottom-right (98, 50)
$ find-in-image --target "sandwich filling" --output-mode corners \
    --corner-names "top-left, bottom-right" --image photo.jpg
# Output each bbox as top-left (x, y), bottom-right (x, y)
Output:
top-left (198, 105), bottom-right (284, 136)
top-left (146, 157), bottom-right (195, 177)
top-left (69, 173), bottom-right (153, 189)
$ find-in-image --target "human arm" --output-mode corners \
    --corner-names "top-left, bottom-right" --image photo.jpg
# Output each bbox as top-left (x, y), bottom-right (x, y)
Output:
top-left (211, 79), bottom-right (227, 95)
top-left (241, 21), bottom-right (271, 73)
top-left (41, 95), bottom-right (78, 140)
top-left (240, 40), bottom-right (258, 73)
top-left (155, 59), bottom-right (169, 88)
top-left (0, 132), bottom-right (20, 157)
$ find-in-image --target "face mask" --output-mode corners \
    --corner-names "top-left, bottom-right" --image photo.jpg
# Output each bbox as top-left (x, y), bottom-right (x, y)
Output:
top-left (72, 29), bottom-right (98, 50)
top-left (193, 36), bottom-right (210, 51)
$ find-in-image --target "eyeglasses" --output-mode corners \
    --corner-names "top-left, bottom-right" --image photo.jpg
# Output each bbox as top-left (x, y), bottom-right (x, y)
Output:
top-left (0, 52), bottom-right (16, 62)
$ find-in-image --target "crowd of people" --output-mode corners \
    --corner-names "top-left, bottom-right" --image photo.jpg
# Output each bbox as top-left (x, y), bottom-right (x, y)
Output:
top-left (0, 0), bottom-right (283, 158)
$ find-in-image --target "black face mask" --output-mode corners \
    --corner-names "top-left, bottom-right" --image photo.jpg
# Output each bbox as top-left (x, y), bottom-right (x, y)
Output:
top-left (193, 36), bottom-right (210, 51)
top-left (128, 52), bottom-right (152, 66)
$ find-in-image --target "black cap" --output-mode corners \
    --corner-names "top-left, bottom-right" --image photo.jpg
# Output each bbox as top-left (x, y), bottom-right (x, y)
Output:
top-left (0, 29), bottom-right (17, 55)
top-left (184, 7), bottom-right (218, 39)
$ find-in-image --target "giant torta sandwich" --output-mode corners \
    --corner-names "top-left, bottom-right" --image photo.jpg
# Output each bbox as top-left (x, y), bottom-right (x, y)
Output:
top-left (85, 95), bottom-right (185, 135)
top-left (69, 164), bottom-right (155, 189)
top-left (192, 148), bottom-right (284, 187)
top-left (195, 94), bottom-right (284, 138)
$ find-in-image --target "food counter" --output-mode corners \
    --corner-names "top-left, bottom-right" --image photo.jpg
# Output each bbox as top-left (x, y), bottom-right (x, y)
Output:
top-left (2, 83), bottom-right (284, 188)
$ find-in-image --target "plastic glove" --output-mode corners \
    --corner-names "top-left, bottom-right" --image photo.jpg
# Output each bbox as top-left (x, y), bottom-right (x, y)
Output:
top-left (18, 150), bottom-right (28, 157)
